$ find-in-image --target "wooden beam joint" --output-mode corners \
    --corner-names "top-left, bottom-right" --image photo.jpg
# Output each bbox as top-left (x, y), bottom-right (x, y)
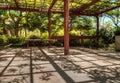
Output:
top-left (48, 0), bottom-right (57, 13)
top-left (13, 0), bottom-right (19, 8)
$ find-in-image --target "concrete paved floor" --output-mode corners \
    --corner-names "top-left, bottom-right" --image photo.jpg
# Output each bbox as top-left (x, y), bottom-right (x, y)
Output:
top-left (0, 47), bottom-right (120, 83)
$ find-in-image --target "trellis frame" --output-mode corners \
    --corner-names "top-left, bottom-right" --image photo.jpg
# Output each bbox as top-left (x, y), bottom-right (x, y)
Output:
top-left (0, 0), bottom-right (120, 55)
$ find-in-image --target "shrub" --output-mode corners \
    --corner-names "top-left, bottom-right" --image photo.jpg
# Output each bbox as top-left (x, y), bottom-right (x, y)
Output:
top-left (53, 40), bottom-right (64, 47)
top-left (28, 35), bottom-right (48, 46)
top-left (70, 39), bottom-right (80, 46)
top-left (0, 35), bottom-right (8, 45)
top-left (99, 27), bottom-right (115, 44)
top-left (29, 35), bottom-right (40, 39)
top-left (115, 27), bottom-right (120, 36)
top-left (8, 36), bottom-right (25, 44)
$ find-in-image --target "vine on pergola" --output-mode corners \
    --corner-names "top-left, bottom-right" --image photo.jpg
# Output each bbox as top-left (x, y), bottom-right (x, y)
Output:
top-left (0, 0), bottom-right (120, 16)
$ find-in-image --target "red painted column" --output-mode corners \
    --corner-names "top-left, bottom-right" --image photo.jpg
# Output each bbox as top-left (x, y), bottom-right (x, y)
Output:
top-left (48, 13), bottom-right (51, 47)
top-left (64, 0), bottom-right (69, 55)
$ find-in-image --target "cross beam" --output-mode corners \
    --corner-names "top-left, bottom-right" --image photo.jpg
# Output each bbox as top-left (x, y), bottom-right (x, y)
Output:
top-left (48, 0), bottom-right (57, 12)
top-left (13, 0), bottom-right (19, 8)
top-left (0, 6), bottom-right (63, 14)
top-left (94, 5), bottom-right (120, 16)
top-left (71, 0), bottom-right (100, 12)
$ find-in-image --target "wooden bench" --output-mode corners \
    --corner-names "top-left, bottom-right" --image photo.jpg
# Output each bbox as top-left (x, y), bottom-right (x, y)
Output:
top-left (25, 39), bottom-right (54, 47)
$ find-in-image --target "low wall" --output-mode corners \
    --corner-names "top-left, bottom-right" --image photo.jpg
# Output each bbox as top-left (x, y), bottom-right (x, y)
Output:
top-left (115, 36), bottom-right (120, 51)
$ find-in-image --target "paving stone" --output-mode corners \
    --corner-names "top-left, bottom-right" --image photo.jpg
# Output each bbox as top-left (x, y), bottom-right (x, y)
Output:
top-left (0, 60), bottom-right (11, 66)
top-left (91, 56), bottom-right (107, 60)
top-left (33, 64), bottom-right (56, 73)
top-left (10, 60), bottom-right (29, 66)
top-left (80, 57), bottom-right (98, 61)
top-left (98, 53), bottom-right (109, 56)
top-left (33, 72), bottom-right (66, 83)
top-left (0, 67), bottom-right (5, 72)
top-left (85, 54), bottom-right (97, 56)
top-left (3, 66), bottom-right (30, 75)
top-left (0, 75), bottom-right (30, 83)
top-left (108, 60), bottom-right (120, 65)
top-left (14, 57), bottom-right (28, 61)
top-left (68, 57), bottom-right (84, 62)
top-left (84, 68), bottom-right (98, 72)
top-left (65, 71), bottom-right (93, 83)
top-left (74, 54), bottom-right (88, 57)
top-left (0, 54), bottom-right (16, 57)
top-left (91, 60), bottom-right (113, 66)
top-left (33, 60), bottom-right (50, 65)
top-left (56, 61), bottom-right (75, 71)
top-left (73, 62), bottom-right (96, 68)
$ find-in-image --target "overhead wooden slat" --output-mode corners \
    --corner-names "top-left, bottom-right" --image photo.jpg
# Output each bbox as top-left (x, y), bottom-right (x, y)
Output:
top-left (71, 0), bottom-right (100, 12)
top-left (48, 0), bottom-right (57, 12)
top-left (0, 6), bottom-right (63, 14)
top-left (0, 0), bottom-right (119, 16)
top-left (13, 0), bottom-right (19, 8)
top-left (94, 4), bottom-right (120, 16)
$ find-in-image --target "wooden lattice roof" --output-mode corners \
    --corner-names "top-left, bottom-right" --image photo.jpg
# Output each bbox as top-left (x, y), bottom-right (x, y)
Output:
top-left (0, 0), bottom-right (120, 16)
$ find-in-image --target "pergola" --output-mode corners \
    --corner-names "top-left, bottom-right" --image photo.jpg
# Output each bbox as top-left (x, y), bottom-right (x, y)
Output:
top-left (0, 0), bottom-right (120, 55)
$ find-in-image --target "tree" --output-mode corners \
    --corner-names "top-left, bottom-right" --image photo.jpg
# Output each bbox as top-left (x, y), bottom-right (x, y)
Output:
top-left (69, 16), bottom-right (94, 35)
top-left (8, 10), bottom-right (24, 37)
top-left (105, 8), bottom-right (120, 28)
top-left (26, 12), bottom-right (48, 36)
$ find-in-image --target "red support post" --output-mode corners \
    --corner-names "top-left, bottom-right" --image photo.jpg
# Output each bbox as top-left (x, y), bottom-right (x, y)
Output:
top-left (48, 13), bottom-right (51, 47)
top-left (64, 0), bottom-right (69, 55)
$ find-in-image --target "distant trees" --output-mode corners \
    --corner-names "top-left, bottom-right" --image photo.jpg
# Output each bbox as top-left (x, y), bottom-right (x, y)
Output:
top-left (105, 8), bottom-right (120, 28)
top-left (69, 16), bottom-right (94, 36)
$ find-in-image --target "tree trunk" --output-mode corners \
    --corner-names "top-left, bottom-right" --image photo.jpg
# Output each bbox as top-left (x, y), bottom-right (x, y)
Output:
top-left (24, 28), bottom-right (27, 37)
top-left (2, 20), bottom-right (9, 35)
top-left (14, 23), bottom-right (19, 37)
top-left (14, 28), bottom-right (19, 37)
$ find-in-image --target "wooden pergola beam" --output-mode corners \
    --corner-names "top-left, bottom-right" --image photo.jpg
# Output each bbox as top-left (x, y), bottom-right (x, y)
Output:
top-left (0, 6), bottom-right (63, 14)
top-left (48, 0), bottom-right (57, 12)
top-left (13, 0), bottom-right (19, 8)
top-left (51, 36), bottom-right (98, 40)
top-left (71, 0), bottom-right (100, 12)
top-left (48, 13), bottom-right (51, 47)
top-left (70, 12), bottom-right (95, 16)
top-left (94, 5), bottom-right (120, 16)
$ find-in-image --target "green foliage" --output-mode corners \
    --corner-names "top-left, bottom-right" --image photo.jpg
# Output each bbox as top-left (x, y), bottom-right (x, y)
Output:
top-left (8, 36), bottom-right (25, 44)
top-left (29, 35), bottom-right (40, 39)
top-left (41, 33), bottom-right (48, 39)
top-left (29, 33), bottom-right (48, 39)
top-left (114, 27), bottom-right (120, 36)
top-left (28, 35), bottom-right (48, 46)
top-left (70, 40), bottom-right (80, 46)
top-left (53, 40), bottom-right (64, 47)
top-left (27, 12), bottom-right (48, 32)
top-left (70, 16), bottom-right (94, 31)
top-left (99, 23), bottom-right (115, 44)
top-left (0, 35), bottom-right (8, 45)
top-left (69, 30), bottom-right (79, 36)
top-left (51, 14), bottom-right (64, 35)
top-left (106, 8), bottom-right (120, 27)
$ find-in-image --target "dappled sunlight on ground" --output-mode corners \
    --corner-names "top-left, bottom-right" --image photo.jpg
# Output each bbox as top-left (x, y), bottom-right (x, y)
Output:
top-left (0, 47), bottom-right (120, 83)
